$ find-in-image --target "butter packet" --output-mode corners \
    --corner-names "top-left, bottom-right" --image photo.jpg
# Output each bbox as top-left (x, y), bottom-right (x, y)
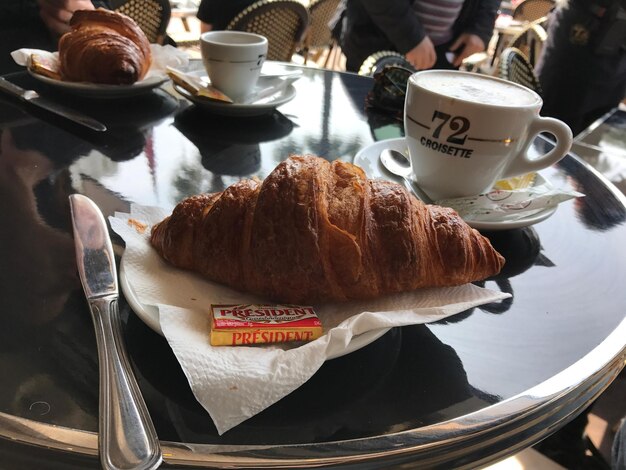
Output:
top-left (29, 53), bottom-right (61, 80)
top-left (494, 172), bottom-right (537, 190)
top-left (210, 304), bottom-right (323, 346)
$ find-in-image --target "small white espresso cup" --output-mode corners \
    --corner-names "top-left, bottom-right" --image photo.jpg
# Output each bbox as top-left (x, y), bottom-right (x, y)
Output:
top-left (200, 31), bottom-right (268, 101)
top-left (404, 70), bottom-right (573, 200)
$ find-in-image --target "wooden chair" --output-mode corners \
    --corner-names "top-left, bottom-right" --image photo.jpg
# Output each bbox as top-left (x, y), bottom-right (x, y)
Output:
top-left (499, 47), bottom-right (543, 95)
top-left (512, 0), bottom-right (555, 23)
top-left (358, 50), bottom-right (415, 76)
top-left (509, 20), bottom-right (548, 67)
top-left (301, 0), bottom-right (342, 66)
top-left (111, 0), bottom-right (172, 44)
top-left (227, 0), bottom-right (310, 62)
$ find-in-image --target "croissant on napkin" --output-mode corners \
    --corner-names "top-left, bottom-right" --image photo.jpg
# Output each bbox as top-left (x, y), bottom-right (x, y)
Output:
top-left (151, 156), bottom-right (505, 303)
top-left (58, 9), bottom-right (151, 85)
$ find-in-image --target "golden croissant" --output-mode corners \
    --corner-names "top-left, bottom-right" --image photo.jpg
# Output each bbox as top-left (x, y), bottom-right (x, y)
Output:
top-left (58, 9), bottom-right (151, 85)
top-left (151, 156), bottom-right (505, 303)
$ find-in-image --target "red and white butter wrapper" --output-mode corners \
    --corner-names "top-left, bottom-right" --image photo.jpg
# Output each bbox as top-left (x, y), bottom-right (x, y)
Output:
top-left (210, 304), bottom-right (323, 346)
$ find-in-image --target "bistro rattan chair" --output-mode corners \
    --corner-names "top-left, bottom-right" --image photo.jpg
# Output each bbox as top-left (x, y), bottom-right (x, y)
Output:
top-left (512, 0), bottom-right (555, 23)
top-left (227, 0), bottom-right (310, 62)
top-left (499, 47), bottom-right (543, 95)
top-left (358, 50), bottom-right (415, 76)
top-left (509, 20), bottom-right (548, 67)
top-left (301, 0), bottom-right (342, 66)
top-left (111, 0), bottom-right (171, 44)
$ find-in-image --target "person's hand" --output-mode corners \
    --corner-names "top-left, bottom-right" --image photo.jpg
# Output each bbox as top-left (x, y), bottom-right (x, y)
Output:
top-left (37, 0), bottom-right (95, 36)
top-left (200, 21), bottom-right (213, 33)
top-left (405, 36), bottom-right (436, 70)
top-left (448, 33), bottom-right (485, 67)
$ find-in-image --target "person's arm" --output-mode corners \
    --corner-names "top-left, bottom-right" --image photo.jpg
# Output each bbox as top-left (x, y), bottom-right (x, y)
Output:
top-left (197, 0), bottom-right (215, 33)
top-left (452, 0), bottom-right (500, 64)
top-left (406, 36), bottom-right (437, 69)
top-left (37, 0), bottom-right (101, 36)
top-left (359, 0), bottom-right (434, 68)
top-left (448, 33), bottom-right (485, 66)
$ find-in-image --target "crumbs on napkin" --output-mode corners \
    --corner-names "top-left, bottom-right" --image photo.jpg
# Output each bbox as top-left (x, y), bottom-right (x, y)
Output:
top-left (127, 218), bottom-right (148, 234)
top-left (210, 304), bottom-right (323, 346)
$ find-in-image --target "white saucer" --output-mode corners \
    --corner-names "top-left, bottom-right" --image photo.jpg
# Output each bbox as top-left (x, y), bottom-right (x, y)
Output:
top-left (29, 70), bottom-right (168, 98)
top-left (353, 137), bottom-right (557, 231)
top-left (119, 260), bottom-right (390, 360)
top-left (172, 72), bottom-right (296, 117)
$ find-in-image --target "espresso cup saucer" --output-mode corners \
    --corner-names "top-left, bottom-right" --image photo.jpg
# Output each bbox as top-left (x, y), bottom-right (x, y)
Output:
top-left (29, 70), bottom-right (169, 98)
top-left (172, 71), bottom-right (296, 117)
top-left (353, 137), bottom-right (558, 231)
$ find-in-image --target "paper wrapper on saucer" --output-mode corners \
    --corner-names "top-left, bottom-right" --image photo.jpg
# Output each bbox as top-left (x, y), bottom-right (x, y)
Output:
top-left (167, 67), bottom-right (233, 102)
top-left (167, 67), bottom-right (302, 105)
top-left (110, 204), bottom-right (510, 435)
top-left (437, 177), bottom-right (583, 223)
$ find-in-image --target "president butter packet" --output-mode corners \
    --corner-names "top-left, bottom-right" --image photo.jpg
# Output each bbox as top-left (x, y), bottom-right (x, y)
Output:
top-left (210, 304), bottom-right (323, 346)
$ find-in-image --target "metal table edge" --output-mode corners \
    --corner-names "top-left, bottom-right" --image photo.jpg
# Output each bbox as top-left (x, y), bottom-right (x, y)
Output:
top-left (1, 315), bottom-right (624, 468)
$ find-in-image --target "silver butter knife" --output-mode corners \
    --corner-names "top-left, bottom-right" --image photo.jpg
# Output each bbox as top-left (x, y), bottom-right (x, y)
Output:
top-left (69, 194), bottom-right (161, 470)
top-left (0, 77), bottom-right (106, 132)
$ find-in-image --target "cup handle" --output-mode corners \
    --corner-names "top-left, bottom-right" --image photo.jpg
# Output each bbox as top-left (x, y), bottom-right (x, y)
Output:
top-left (501, 116), bottom-right (573, 179)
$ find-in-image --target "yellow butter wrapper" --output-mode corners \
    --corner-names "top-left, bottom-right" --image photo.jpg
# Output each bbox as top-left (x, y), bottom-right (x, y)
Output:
top-left (494, 172), bottom-right (537, 190)
top-left (210, 304), bottom-right (323, 346)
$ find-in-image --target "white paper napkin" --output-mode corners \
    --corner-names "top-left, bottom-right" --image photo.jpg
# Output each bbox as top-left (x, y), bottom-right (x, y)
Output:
top-left (110, 204), bottom-right (511, 434)
top-left (11, 44), bottom-right (189, 81)
top-left (436, 177), bottom-right (583, 222)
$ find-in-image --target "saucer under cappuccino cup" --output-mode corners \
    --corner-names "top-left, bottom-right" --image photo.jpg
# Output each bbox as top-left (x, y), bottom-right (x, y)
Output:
top-left (200, 31), bottom-right (268, 101)
top-left (404, 70), bottom-right (573, 201)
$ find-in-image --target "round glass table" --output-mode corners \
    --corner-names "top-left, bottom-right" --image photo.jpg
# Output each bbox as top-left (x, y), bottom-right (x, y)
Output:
top-left (0, 63), bottom-right (625, 469)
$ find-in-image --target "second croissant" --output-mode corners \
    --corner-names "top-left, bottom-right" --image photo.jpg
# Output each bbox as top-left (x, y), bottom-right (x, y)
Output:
top-left (58, 9), bottom-right (152, 85)
top-left (151, 155), bottom-right (505, 304)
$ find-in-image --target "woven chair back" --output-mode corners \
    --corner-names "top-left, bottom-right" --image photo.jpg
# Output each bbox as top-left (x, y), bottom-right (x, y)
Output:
top-left (112, 0), bottom-right (171, 44)
top-left (499, 47), bottom-right (543, 95)
top-left (512, 0), bottom-right (554, 23)
top-left (227, 0), bottom-right (310, 62)
top-left (305, 0), bottom-right (342, 49)
top-left (358, 50), bottom-right (416, 76)
top-left (510, 21), bottom-right (548, 66)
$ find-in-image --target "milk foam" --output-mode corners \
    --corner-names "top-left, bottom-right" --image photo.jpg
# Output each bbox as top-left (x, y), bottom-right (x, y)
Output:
top-left (413, 72), bottom-right (539, 106)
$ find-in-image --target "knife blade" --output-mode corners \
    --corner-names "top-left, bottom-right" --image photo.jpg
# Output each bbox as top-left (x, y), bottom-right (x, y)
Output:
top-left (0, 77), bottom-right (106, 132)
top-left (69, 194), bottom-right (161, 470)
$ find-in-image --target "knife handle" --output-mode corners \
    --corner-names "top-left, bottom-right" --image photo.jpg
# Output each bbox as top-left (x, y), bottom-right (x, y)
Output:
top-left (0, 77), bottom-right (27, 99)
top-left (90, 296), bottom-right (162, 470)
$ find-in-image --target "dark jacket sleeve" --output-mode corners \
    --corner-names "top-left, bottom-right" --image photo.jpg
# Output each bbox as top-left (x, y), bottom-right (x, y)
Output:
top-left (456, 0), bottom-right (501, 47)
top-left (359, 0), bottom-right (427, 53)
top-left (92, 1), bottom-right (111, 8)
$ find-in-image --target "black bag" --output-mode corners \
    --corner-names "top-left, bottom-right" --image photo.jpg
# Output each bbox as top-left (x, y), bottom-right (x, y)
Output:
top-left (365, 65), bottom-right (414, 121)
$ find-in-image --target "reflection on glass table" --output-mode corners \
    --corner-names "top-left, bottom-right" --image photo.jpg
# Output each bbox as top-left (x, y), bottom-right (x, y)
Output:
top-left (571, 107), bottom-right (626, 197)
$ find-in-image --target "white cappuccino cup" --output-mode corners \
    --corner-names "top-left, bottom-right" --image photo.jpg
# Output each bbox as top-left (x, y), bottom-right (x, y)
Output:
top-left (404, 70), bottom-right (573, 200)
top-left (200, 31), bottom-right (268, 101)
